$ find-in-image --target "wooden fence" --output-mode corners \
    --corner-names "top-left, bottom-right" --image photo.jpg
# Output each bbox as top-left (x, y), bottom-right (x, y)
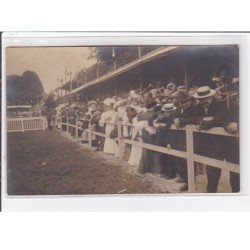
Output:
top-left (7, 117), bottom-right (46, 132)
top-left (60, 117), bottom-right (239, 192)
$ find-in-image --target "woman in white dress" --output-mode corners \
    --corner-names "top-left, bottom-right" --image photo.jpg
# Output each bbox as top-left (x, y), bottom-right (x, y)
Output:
top-left (99, 98), bottom-right (118, 155)
top-left (126, 106), bottom-right (143, 167)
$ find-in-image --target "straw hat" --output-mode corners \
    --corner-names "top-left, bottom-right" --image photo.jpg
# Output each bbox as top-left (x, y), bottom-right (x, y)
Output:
top-left (88, 100), bottom-right (97, 107)
top-left (103, 98), bottom-right (116, 107)
top-left (113, 99), bottom-right (127, 109)
top-left (162, 103), bottom-right (177, 112)
top-left (129, 93), bottom-right (141, 101)
top-left (193, 86), bottom-right (216, 99)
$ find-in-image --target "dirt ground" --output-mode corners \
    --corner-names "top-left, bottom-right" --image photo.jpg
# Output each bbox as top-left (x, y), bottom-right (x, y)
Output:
top-left (7, 130), bottom-right (163, 195)
top-left (7, 130), bottom-right (232, 196)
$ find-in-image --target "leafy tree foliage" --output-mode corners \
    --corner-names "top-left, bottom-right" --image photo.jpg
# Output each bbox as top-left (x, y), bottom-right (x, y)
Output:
top-left (43, 93), bottom-right (57, 110)
top-left (7, 71), bottom-right (44, 106)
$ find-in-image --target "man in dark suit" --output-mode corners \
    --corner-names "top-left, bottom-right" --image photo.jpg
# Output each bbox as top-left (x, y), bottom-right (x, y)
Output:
top-left (137, 95), bottom-right (157, 174)
top-left (193, 86), bottom-right (229, 193)
top-left (153, 103), bottom-right (178, 178)
top-left (223, 92), bottom-right (240, 192)
top-left (171, 91), bottom-right (199, 191)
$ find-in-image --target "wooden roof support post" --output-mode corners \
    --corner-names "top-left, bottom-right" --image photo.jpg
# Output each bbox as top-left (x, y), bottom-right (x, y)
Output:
top-left (138, 46), bottom-right (142, 59)
top-left (139, 66), bottom-right (143, 92)
top-left (115, 79), bottom-right (117, 96)
top-left (84, 66), bottom-right (87, 83)
top-left (85, 92), bottom-right (88, 102)
top-left (98, 87), bottom-right (100, 100)
top-left (96, 62), bottom-right (99, 78)
top-left (186, 125), bottom-right (196, 192)
top-left (184, 60), bottom-right (188, 89)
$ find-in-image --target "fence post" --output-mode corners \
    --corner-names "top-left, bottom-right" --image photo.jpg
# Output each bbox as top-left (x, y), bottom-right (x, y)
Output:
top-left (21, 119), bottom-right (25, 132)
top-left (66, 117), bottom-right (69, 134)
top-left (59, 117), bottom-right (62, 131)
top-left (186, 125), bottom-right (195, 192)
top-left (117, 121), bottom-right (123, 159)
top-left (43, 117), bottom-right (46, 130)
top-left (88, 123), bottom-right (92, 146)
top-left (75, 117), bottom-right (78, 140)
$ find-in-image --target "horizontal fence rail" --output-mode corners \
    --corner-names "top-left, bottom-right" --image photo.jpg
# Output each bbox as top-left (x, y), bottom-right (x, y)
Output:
top-left (7, 117), bottom-right (46, 132)
top-left (59, 117), bottom-right (240, 192)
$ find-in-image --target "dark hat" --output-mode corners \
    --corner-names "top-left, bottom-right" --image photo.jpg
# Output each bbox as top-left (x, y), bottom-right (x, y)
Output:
top-left (175, 91), bottom-right (193, 103)
top-left (177, 85), bottom-right (187, 91)
top-left (145, 95), bottom-right (156, 109)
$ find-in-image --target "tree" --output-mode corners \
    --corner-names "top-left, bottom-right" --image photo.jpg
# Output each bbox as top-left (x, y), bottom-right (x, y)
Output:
top-left (42, 93), bottom-right (57, 130)
top-left (43, 93), bottom-right (57, 111)
top-left (7, 71), bottom-right (44, 106)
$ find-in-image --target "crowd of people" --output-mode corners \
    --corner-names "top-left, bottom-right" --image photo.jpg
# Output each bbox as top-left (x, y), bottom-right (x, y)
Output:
top-left (53, 74), bottom-right (240, 193)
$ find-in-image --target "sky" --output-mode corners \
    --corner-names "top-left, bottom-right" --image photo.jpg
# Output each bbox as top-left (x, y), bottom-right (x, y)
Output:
top-left (6, 47), bottom-right (97, 93)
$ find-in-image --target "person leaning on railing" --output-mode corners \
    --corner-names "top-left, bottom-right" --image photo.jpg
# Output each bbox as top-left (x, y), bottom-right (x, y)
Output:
top-left (192, 86), bottom-right (229, 193)
top-left (153, 103), bottom-right (178, 179)
top-left (222, 91), bottom-right (240, 192)
top-left (137, 95), bottom-right (158, 174)
top-left (171, 91), bottom-right (200, 191)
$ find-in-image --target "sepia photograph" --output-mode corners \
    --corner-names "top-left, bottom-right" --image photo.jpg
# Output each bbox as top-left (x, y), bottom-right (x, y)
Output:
top-left (4, 41), bottom-right (240, 195)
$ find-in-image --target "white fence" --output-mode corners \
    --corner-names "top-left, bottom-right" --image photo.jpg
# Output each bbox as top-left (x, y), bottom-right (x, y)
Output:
top-left (7, 117), bottom-right (46, 132)
top-left (60, 117), bottom-right (239, 192)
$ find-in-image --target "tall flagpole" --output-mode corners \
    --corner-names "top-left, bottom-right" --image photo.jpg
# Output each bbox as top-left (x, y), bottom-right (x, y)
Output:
top-left (112, 47), bottom-right (116, 70)
top-left (84, 65), bottom-right (87, 83)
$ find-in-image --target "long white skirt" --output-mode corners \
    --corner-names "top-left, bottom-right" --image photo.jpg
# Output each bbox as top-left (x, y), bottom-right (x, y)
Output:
top-left (128, 145), bottom-right (142, 167)
top-left (103, 124), bottom-right (118, 155)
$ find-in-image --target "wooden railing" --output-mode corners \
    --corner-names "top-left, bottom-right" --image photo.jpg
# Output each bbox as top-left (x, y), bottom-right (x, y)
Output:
top-left (59, 117), bottom-right (239, 192)
top-left (7, 117), bottom-right (46, 132)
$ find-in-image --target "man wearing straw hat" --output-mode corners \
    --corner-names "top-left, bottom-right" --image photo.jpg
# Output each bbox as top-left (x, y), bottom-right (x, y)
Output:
top-left (193, 86), bottom-right (229, 193)
top-left (153, 103), bottom-right (178, 179)
top-left (171, 91), bottom-right (198, 191)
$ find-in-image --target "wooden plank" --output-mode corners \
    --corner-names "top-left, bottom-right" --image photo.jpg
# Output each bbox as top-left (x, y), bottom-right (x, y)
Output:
top-left (123, 139), bottom-right (187, 159)
top-left (75, 118), bottom-right (78, 139)
top-left (186, 125), bottom-right (196, 192)
top-left (193, 154), bottom-right (240, 173)
top-left (117, 122), bottom-right (123, 159)
top-left (87, 128), bottom-right (187, 159)
top-left (66, 117), bottom-right (69, 133)
top-left (7, 116), bottom-right (45, 121)
top-left (88, 124), bottom-right (92, 146)
top-left (91, 130), bottom-right (108, 138)
top-left (21, 119), bottom-right (24, 132)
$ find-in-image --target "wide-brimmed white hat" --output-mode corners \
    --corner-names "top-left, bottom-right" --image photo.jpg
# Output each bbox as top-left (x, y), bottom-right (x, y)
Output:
top-left (177, 85), bottom-right (187, 91)
top-left (113, 99), bottom-right (127, 109)
top-left (162, 103), bottom-right (176, 112)
top-left (129, 93), bottom-right (141, 101)
top-left (88, 100), bottom-right (97, 107)
top-left (193, 86), bottom-right (216, 99)
top-left (167, 82), bottom-right (175, 89)
top-left (103, 98), bottom-right (116, 107)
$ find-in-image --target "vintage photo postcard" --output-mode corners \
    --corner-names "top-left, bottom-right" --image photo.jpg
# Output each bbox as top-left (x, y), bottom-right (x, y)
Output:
top-left (2, 34), bottom-right (241, 198)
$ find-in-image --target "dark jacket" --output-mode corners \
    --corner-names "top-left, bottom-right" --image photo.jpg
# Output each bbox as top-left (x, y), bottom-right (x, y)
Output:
top-left (194, 98), bottom-right (229, 158)
top-left (175, 104), bottom-right (200, 127)
top-left (195, 99), bottom-right (229, 130)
